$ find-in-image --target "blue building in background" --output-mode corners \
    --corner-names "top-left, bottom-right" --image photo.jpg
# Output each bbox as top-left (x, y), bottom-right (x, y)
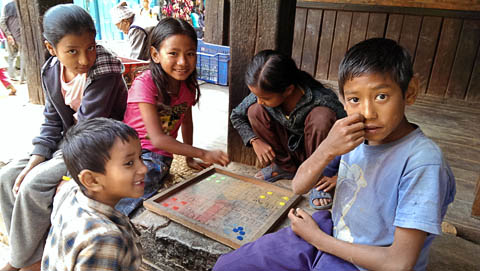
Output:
top-left (73, 0), bottom-right (159, 41)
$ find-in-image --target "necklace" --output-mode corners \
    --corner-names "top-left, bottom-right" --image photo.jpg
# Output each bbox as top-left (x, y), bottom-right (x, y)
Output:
top-left (284, 87), bottom-right (305, 120)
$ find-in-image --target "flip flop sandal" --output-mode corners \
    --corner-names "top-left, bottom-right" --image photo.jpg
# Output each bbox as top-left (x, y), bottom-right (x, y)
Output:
top-left (309, 188), bottom-right (333, 210)
top-left (257, 163), bottom-right (295, 183)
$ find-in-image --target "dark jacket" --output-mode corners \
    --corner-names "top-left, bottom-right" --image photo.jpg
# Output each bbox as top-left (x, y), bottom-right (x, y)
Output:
top-left (32, 45), bottom-right (127, 159)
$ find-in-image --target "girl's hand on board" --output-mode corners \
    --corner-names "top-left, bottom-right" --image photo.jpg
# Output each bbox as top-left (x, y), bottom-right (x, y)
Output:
top-left (251, 138), bottom-right (275, 167)
top-left (288, 208), bottom-right (327, 245)
top-left (186, 157), bottom-right (212, 170)
top-left (316, 175), bottom-right (337, 193)
top-left (202, 150), bottom-right (230, 167)
top-left (13, 155), bottom-right (45, 196)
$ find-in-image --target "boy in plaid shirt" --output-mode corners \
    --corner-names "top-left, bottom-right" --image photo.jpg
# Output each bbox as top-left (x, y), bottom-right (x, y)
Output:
top-left (41, 118), bottom-right (147, 270)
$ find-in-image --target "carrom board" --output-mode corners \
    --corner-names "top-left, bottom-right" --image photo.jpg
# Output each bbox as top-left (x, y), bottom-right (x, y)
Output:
top-left (144, 167), bottom-right (301, 249)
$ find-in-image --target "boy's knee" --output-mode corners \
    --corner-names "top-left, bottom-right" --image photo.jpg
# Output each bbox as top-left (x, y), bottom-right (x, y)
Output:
top-left (0, 165), bottom-right (20, 192)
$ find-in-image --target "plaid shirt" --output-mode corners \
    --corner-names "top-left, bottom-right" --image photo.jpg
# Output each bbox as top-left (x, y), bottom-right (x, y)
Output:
top-left (41, 182), bottom-right (142, 271)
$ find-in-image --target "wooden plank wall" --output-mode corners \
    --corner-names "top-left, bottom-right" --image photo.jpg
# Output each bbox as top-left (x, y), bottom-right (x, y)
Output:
top-left (292, 3), bottom-right (480, 105)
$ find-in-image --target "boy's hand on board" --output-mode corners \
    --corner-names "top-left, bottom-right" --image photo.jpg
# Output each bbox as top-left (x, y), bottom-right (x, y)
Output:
top-left (202, 150), bottom-right (230, 167)
top-left (288, 208), bottom-right (327, 245)
top-left (251, 138), bottom-right (275, 167)
top-left (321, 113), bottom-right (365, 158)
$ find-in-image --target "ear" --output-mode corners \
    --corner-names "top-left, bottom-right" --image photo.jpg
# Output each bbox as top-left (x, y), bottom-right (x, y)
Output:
top-left (405, 74), bottom-right (419, 106)
top-left (44, 40), bottom-right (56, 56)
top-left (150, 46), bottom-right (161, 63)
top-left (78, 169), bottom-right (104, 193)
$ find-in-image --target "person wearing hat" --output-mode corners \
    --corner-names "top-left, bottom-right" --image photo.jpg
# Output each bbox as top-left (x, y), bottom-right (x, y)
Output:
top-left (111, 1), bottom-right (157, 60)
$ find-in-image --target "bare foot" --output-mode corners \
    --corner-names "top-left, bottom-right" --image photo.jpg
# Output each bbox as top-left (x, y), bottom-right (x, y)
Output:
top-left (0, 262), bottom-right (19, 271)
top-left (19, 261), bottom-right (40, 271)
top-left (7, 86), bottom-right (16, 96)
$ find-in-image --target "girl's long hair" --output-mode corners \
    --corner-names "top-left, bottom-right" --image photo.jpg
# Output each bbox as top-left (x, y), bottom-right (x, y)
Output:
top-left (245, 49), bottom-right (325, 93)
top-left (149, 18), bottom-right (200, 105)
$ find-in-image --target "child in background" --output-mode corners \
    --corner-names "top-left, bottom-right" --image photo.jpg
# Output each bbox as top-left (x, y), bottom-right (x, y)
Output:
top-left (0, 66), bottom-right (16, 95)
top-left (42, 118), bottom-right (145, 270)
top-left (138, 0), bottom-right (159, 21)
top-left (230, 50), bottom-right (345, 209)
top-left (0, 28), bottom-right (16, 95)
top-left (214, 38), bottom-right (455, 271)
top-left (0, 4), bottom-right (127, 270)
top-left (120, 18), bottom-right (229, 216)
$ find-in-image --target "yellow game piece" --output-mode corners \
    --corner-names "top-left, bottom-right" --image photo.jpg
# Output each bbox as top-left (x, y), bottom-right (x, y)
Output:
top-left (267, 191), bottom-right (273, 195)
top-left (279, 202), bottom-right (285, 206)
top-left (282, 196), bottom-right (289, 201)
top-left (259, 195), bottom-right (266, 199)
top-left (62, 176), bottom-right (71, 181)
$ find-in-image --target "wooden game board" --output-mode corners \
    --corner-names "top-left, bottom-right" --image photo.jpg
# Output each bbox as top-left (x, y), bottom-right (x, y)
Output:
top-left (144, 167), bottom-right (301, 249)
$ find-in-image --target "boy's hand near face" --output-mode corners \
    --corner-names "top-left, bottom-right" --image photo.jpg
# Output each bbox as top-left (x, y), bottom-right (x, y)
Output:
top-left (292, 113), bottom-right (365, 194)
top-left (320, 113), bottom-right (365, 159)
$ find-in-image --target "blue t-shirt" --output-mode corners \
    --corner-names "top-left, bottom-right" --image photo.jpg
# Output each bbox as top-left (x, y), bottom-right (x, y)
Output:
top-left (331, 128), bottom-right (455, 271)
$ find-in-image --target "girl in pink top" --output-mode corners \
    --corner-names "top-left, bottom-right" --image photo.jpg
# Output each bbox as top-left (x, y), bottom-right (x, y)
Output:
top-left (120, 18), bottom-right (230, 216)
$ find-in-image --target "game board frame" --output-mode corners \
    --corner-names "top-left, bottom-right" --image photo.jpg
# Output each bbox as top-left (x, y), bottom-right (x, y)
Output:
top-left (144, 166), bottom-right (301, 249)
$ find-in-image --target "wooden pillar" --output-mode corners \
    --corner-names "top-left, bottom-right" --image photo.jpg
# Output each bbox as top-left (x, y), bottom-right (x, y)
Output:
top-left (16, 0), bottom-right (72, 105)
top-left (204, 0), bottom-right (230, 45)
top-left (227, 0), bottom-right (297, 165)
top-left (473, 175), bottom-right (480, 218)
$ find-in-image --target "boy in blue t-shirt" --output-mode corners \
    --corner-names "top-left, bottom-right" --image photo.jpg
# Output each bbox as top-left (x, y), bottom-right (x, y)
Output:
top-left (213, 38), bottom-right (455, 271)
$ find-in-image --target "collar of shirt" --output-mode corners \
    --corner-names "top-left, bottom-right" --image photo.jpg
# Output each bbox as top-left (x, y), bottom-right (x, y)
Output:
top-left (75, 189), bottom-right (134, 229)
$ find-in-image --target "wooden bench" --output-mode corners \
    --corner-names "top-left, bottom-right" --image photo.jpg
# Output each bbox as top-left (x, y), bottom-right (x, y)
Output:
top-left (473, 175), bottom-right (480, 218)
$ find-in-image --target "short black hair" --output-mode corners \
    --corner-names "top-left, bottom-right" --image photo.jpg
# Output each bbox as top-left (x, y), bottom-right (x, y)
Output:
top-left (61, 118), bottom-right (138, 193)
top-left (338, 38), bottom-right (413, 97)
top-left (43, 4), bottom-right (96, 47)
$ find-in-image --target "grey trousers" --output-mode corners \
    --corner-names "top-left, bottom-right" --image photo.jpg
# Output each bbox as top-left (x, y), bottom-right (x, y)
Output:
top-left (0, 150), bottom-right (66, 268)
top-left (5, 41), bottom-right (25, 82)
